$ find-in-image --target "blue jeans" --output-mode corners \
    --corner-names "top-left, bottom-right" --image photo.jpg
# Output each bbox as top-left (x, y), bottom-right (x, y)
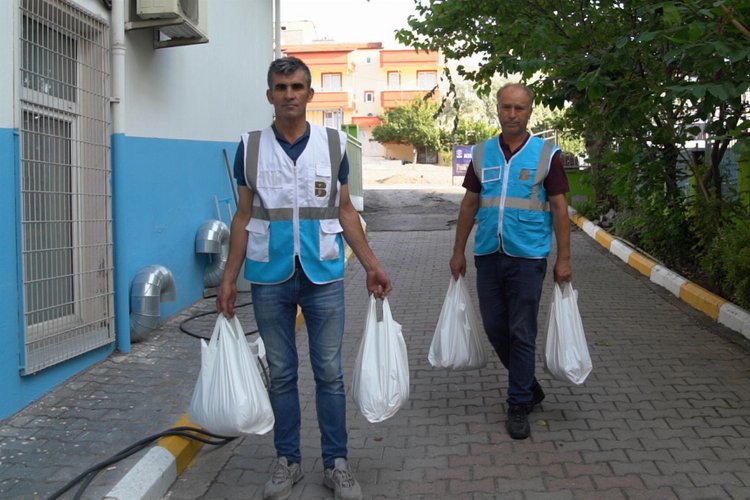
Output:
top-left (251, 268), bottom-right (347, 469)
top-left (475, 252), bottom-right (547, 407)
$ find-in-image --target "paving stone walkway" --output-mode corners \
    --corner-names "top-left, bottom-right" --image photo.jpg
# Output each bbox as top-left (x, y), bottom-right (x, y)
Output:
top-left (2, 177), bottom-right (750, 499)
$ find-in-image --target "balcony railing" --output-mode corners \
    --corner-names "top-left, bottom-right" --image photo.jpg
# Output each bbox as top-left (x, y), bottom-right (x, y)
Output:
top-left (381, 89), bottom-right (440, 109)
top-left (308, 91), bottom-right (353, 110)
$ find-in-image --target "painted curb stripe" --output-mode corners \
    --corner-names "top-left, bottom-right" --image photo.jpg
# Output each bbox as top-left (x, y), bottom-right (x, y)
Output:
top-left (610, 239), bottom-right (633, 264)
top-left (628, 252), bottom-right (657, 278)
top-left (719, 303), bottom-right (750, 337)
top-left (679, 282), bottom-right (726, 320)
top-left (650, 265), bottom-right (687, 297)
top-left (158, 414), bottom-right (204, 475)
top-left (582, 220), bottom-right (600, 239)
top-left (594, 229), bottom-right (615, 249)
top-left (571, 212), bottom-right (749, 340)
top-left (105, 446), bottom-right (176, 500)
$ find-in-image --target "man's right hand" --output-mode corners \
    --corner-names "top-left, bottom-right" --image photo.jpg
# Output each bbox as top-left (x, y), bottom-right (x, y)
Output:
top-left (217, 281), bottom-right (238, 317)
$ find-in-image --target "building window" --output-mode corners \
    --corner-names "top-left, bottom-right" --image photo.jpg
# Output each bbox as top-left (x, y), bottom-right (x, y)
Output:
top-left (19, 0), bottom-right (113, 374)
top-left (388, 71), bottom-right (400, 90)
top-left (365, 56), bottom-right (372, 63)
top-left (417, 70), bottom-right (437, 90)
top-left (321, 73), bottom-right (342, 91)
top-left (324, 110), bottom-right (342, 129)
top-left (364, 91), bottom-right (374, 102)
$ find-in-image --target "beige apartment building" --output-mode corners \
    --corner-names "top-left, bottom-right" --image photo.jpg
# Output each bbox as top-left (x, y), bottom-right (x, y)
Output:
top-left (282, 42), bottom-right (441, 159)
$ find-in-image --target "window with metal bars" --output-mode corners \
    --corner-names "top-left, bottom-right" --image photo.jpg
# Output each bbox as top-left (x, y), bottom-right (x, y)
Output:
top-left (19, 0), bottom-right (113, 374)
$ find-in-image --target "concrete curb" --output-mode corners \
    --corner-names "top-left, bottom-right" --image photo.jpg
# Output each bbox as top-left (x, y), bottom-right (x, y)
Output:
top-left (569, 207), bottom-right (750, 341)
top-left (107, 225), bottom-right (365, 499)
top-left (104, 414), bottom-right (203, 500)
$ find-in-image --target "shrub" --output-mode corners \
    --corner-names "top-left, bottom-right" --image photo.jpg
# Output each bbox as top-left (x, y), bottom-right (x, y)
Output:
top-left (701, 215), bottom-right (750, 310)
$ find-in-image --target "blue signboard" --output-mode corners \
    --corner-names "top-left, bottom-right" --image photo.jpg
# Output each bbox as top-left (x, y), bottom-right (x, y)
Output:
top-left (453, 145), bottom-right (473, 177)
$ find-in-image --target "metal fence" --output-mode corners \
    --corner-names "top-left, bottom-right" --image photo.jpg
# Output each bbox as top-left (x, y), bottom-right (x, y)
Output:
top-left (19, 0), bottom-right (113, 374)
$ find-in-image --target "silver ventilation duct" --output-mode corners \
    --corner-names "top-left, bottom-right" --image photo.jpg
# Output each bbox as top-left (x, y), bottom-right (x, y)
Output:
top-left (195, 219), bottom-right (229, 288)
top-left (130, 265), bottom-right (176, 342)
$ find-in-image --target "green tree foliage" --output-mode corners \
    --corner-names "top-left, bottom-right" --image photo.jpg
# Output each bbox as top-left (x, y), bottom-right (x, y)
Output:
top-left (398, 0), bottom-right (750, 308)
top-left (371, 98), bottom-right (443, 152)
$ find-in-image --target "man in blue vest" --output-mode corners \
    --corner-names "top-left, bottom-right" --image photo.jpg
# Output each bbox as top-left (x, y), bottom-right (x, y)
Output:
top-left (218, 56), bottom-right (391, 500)
top-left (450, 83), bottom-right (572, 440)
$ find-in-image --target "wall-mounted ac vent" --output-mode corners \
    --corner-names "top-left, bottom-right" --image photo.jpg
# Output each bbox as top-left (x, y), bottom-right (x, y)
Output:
top-left (126, 0), bottom-right (208, 48)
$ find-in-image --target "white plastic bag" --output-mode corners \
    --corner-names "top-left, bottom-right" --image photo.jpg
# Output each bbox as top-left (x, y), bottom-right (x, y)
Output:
top-left (544, 282), bottom-right (592, 385)
top-left (428, 276), bottom-right (487, 370)
top-left (189, 315), bottom-right (274, 436)
top-left (351, 296), bottom-right (410, 423)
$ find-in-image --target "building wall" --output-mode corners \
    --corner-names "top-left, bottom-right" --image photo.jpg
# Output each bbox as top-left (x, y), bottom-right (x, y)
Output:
top-left (0, 0), bottom-right (273, 419)
top-left (352, 49), bottom-right (382, 118)
top-left (0, 0), bottom-right (14, 128)
top-left (0, 0), bottom-right (118, 420)
top-left (351, 49), bottom-right (385, 155)
top-left (113, 1), bottom-right (272, 351)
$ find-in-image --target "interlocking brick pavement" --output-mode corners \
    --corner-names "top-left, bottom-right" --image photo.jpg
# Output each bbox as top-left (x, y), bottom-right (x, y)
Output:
top-left (3, 216), bottom-right (750, 499)
top-left (166, 226), bottom-right (750, 499)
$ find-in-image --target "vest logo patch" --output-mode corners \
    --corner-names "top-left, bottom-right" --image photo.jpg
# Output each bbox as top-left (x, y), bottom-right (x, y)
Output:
top-left (315, 181), bottom-right (327, 197)
top-left (519, 169), bottom-right (531, 181)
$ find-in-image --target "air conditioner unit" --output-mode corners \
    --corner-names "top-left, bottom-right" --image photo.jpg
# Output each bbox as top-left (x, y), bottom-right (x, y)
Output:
top-left (126, 0), bottom-right (208, 48)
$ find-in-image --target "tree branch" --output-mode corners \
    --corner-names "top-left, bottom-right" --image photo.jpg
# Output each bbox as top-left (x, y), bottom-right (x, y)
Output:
top-left (721, 4), bottom-right (750, 39)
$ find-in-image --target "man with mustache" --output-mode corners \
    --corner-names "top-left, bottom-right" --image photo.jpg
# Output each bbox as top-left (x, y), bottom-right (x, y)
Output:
top-left (450, 83), bottom-right (572, 440)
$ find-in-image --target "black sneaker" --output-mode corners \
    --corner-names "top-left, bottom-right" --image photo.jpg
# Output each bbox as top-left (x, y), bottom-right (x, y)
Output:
top-left (507, 405), bottom-right (530, 439)
top-left (531, 382), bottom-right (545, 410)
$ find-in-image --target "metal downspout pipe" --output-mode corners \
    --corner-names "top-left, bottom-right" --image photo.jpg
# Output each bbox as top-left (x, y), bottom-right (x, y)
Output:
top-left (111, 0), bottom-right (129, 351)
top-left (111, 0), bottom-right (125, 135)
top-left (274, 0), bottom-right (281, 59)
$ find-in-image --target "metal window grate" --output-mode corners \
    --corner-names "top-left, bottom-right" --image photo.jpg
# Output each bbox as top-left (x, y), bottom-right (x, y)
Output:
top-left (19, 0), bottom-right (113, 374)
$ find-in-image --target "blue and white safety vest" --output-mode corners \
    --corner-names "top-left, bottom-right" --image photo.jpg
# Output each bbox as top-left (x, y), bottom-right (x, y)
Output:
top-left (241, 125), bottom-right (347, 284)
top-left (472, 135), bottom-right (558, 258)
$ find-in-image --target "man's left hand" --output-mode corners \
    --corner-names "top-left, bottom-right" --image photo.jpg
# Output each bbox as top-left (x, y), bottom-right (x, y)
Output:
top-left (367, 267), bottom-right (392, 299)
top-left (553, 257), bottom-right (572, 284)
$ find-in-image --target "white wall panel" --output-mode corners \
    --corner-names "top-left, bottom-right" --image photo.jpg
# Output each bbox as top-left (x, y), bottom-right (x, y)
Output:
top-left (125, 0), bottom-right (273, 141)
top-left (0, 0), bottom-right (16, 127)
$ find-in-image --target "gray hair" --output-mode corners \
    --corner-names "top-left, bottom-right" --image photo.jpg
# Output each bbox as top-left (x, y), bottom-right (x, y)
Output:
top-left (267, 56), bottom-right (312, 89)
top-left (496, 83), bottom-right (535, 109)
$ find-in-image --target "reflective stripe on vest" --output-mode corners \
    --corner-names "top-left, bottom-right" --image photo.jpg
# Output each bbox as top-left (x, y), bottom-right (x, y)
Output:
top-left (473, 135), bottom-right (557, 258)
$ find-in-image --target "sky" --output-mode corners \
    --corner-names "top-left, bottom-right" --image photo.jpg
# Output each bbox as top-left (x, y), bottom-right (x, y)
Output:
top-left (280, 0), bottom-right (420, 48)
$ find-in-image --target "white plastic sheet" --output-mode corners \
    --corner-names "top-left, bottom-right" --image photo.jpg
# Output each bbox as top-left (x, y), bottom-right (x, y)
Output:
top-left (428, 276), bottom-right (487, 370)
top-left (351, 296), bottom-right (410, 423)
top-left (189, 315), bottom-right (274, 436)
top-left (544, 282), bottom-right (592, 385)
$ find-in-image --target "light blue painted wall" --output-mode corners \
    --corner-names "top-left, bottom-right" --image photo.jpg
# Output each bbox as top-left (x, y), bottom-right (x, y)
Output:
top-left (0, 0), bottom-right (271, 419)
top-left (113, 134), bottom-right (239, 351)
top-left (0, 127), bottom-right (114, 419)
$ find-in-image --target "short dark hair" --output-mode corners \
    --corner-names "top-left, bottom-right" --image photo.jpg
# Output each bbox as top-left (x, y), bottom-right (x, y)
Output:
top-left (267, 56), bottom-right (312, 89)
top-left (496, 83), bottom-right (535, 109)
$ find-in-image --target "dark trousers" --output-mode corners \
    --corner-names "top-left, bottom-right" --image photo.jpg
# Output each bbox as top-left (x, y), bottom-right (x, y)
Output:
top-left (475, 252), bottom-right (547, 407)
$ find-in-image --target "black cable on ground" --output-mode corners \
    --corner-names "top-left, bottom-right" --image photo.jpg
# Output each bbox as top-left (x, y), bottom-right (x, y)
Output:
top-left (178, 292), bottom-right (258, 340)
top-left (178, 293), bottom-right (271, 387)
top-left (48, 296), bottom-right (272, 499)
top-left (46, 296), bottom-right (273, 498)
top-left (46, 427), bottom-right (236, 500)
